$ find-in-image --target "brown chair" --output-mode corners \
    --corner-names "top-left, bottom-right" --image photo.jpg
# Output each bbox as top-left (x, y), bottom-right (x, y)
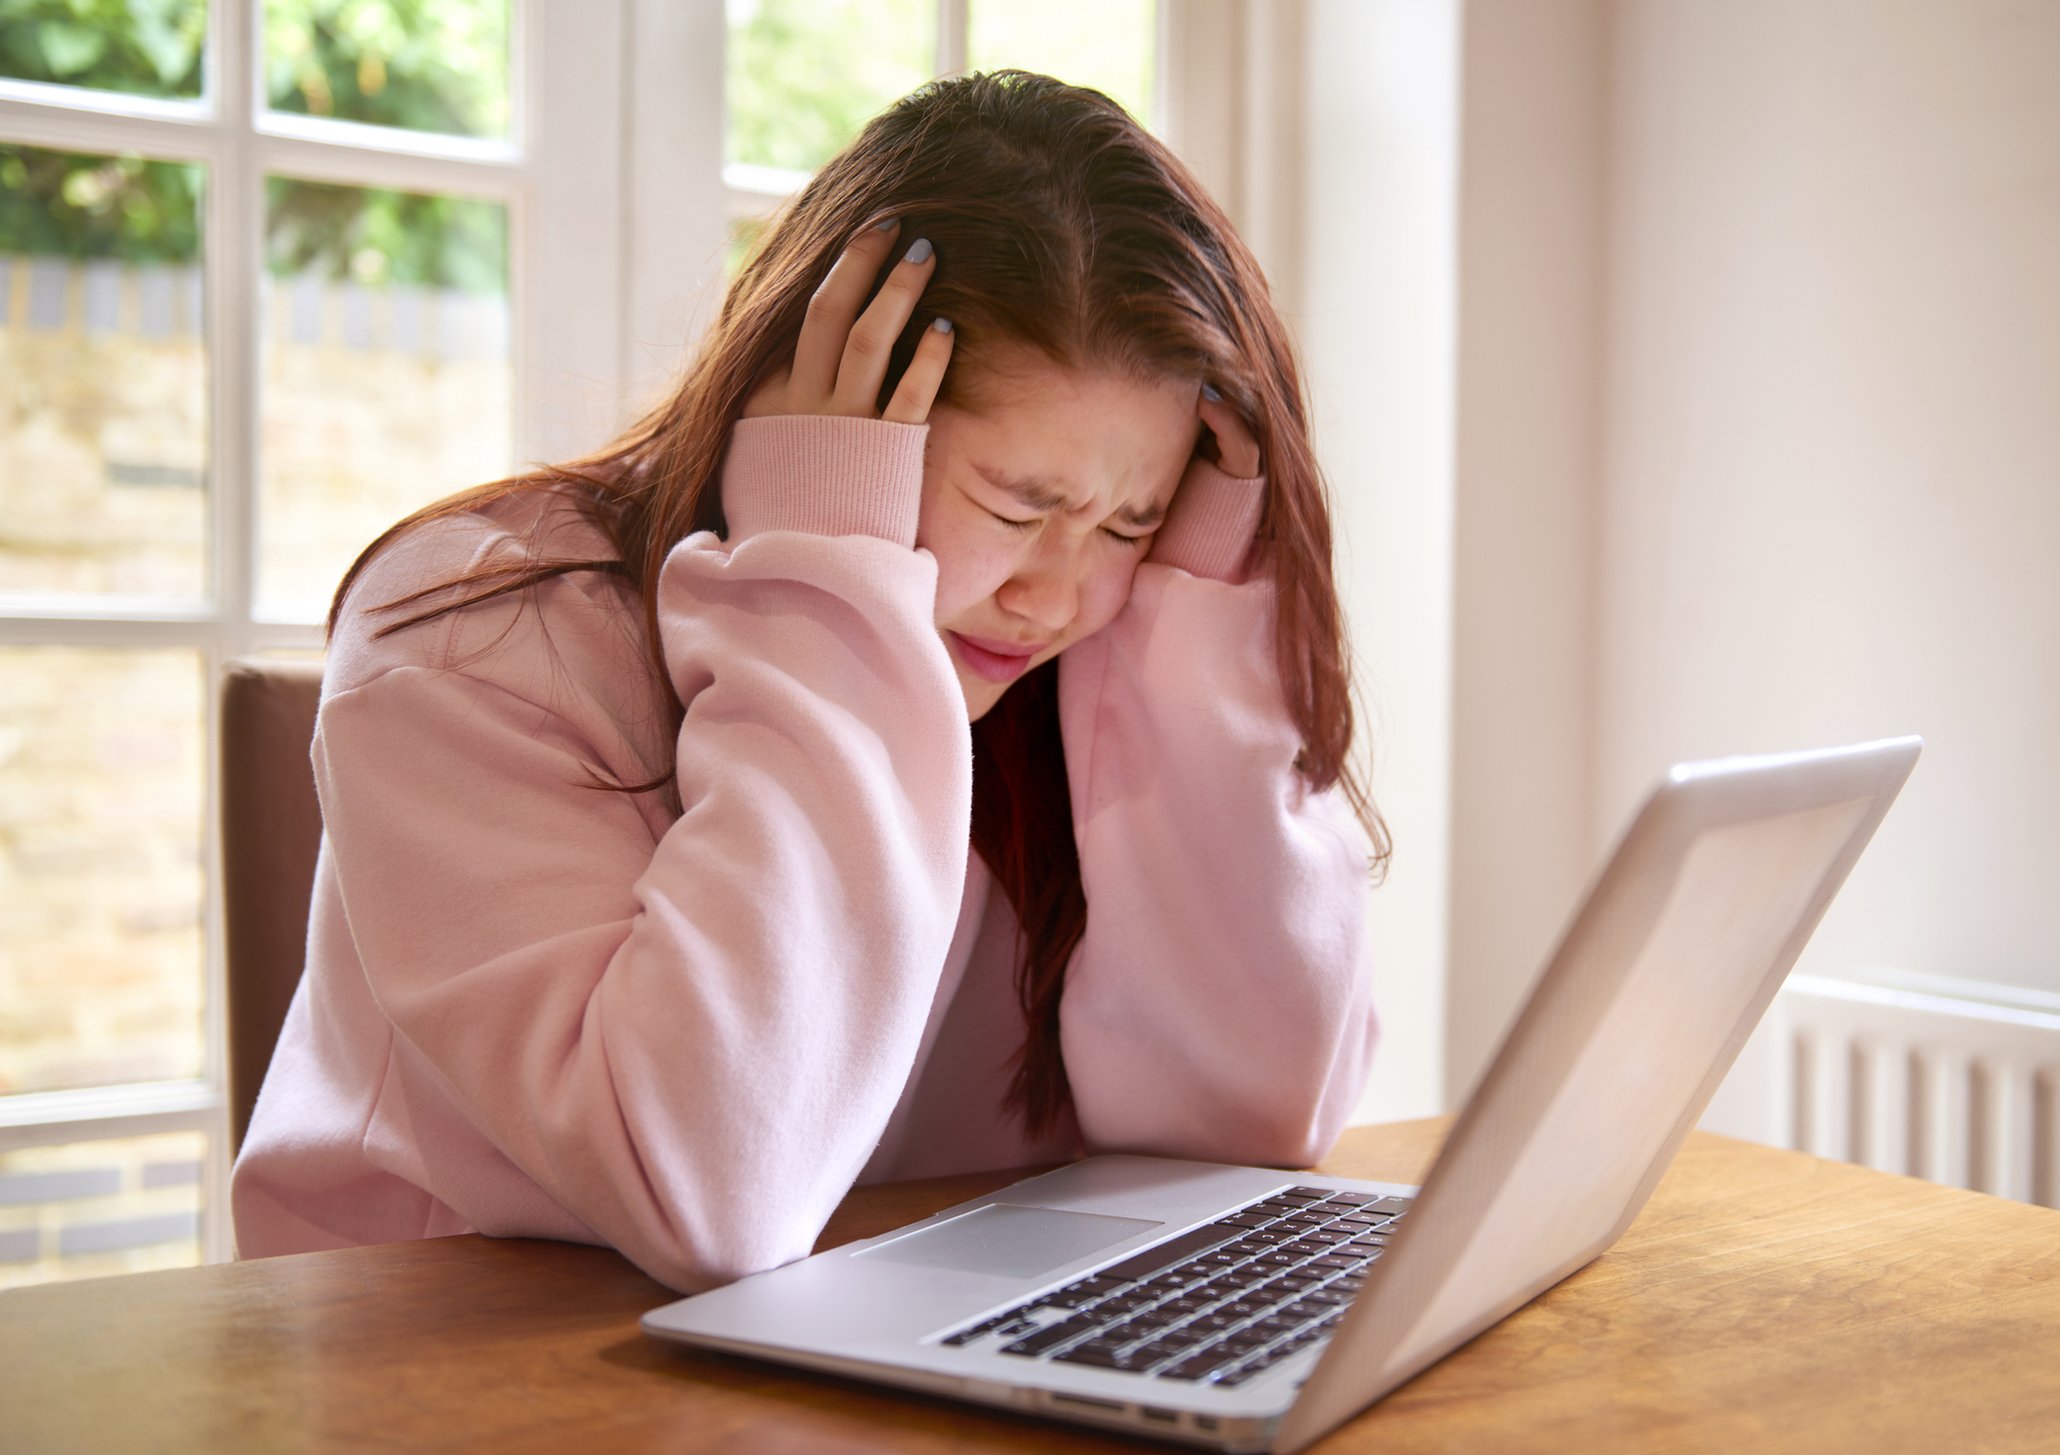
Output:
top-left (219, 657), bottom-right (326, 1155)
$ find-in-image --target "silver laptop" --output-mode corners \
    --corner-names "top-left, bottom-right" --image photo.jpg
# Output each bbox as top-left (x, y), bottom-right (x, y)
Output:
top-left (643, 736), bottom-right (1921, 1453)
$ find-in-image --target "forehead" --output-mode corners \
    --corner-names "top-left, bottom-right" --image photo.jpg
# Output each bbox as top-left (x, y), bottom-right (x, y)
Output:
top-left (937, 351), bottom-right (1196, 484)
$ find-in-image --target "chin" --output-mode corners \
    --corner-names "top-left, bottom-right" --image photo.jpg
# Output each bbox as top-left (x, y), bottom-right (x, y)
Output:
top-left (964, 691), bottom-right (1003, 723)
top-left (957, 676), bottom-right (1007, 723)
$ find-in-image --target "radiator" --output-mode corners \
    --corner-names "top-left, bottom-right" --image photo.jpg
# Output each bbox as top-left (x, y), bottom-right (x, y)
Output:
top-left (1702, 971), bottom-right (2060, 1211)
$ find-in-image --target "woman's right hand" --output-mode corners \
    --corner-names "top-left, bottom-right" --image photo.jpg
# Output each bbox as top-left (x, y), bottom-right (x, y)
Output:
top-left (741, 220), bottom-right (955, 425)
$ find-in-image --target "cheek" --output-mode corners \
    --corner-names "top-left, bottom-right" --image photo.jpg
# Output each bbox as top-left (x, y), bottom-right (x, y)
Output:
top-left (1071, 555), bottom-right (1145, 640)
top-left (925, 524), bottom-right (1020, 620)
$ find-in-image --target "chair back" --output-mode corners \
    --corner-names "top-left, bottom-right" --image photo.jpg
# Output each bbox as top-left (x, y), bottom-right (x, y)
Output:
top-left (220, 657), bottom-right (325, 1154)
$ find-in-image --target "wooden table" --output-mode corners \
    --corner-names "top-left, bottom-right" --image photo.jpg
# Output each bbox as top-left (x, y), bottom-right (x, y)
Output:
top-left (4, 1119), bottom-right (2057, 1453)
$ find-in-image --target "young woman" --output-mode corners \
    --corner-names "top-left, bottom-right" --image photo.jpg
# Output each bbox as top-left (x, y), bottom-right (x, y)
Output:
top-left (231, 70), bottom-right (1389, 1293)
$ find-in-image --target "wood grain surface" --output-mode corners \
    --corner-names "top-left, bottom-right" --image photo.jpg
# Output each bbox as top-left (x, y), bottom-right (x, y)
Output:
top-left (3, 1119), bottom-right (2055, 1453)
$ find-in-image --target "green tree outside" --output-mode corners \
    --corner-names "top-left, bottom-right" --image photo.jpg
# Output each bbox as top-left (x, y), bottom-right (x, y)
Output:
top-left (0, 0), bottom-right (507, 290)
top-left (0, 0), bottom-right (204, 100)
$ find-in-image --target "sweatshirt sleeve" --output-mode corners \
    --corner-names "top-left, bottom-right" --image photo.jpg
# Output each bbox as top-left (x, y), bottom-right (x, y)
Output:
top-left (312, 416), bottom-right (972, 1292)
top-left (1056, 461), bottom-right (1379, 1168)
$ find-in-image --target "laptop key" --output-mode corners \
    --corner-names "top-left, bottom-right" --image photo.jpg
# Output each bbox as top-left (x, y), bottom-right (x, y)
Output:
top-left (1055, 1342), bottom-right (1150, 1371)
top-left (1042, 1286), bottom-right (1111, 1309)
top-left (1000, 1317), bottom-right (1096, 1356)
top-left (1159, 1343), bottom-right (1244, 1381)
top-left (1119, 1311), bottom-right (1181, 1339)
top-left (1094, 1293), bottom-right (1154, 1315)
top-left (940, 1314), bottom-right (1011, 1346)
top-left (1131, 1338), bottom-right (1197, 1365)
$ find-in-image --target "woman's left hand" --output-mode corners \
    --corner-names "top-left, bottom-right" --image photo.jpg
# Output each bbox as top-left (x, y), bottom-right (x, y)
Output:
top-left (1196, 385), bottom-right (1262, 480)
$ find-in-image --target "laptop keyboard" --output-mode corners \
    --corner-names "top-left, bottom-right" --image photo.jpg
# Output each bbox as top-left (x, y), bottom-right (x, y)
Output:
top-left (933, 1185), bottom-right (1412, 1389)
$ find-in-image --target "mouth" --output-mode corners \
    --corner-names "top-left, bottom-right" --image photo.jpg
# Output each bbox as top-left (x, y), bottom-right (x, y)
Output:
top-left (946, 631), bottom-right (1048, 684)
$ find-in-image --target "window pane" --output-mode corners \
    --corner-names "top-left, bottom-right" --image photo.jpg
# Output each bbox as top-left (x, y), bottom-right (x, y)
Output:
top-left (264, 0), bottom-right (510, 140)
top-left (258, 177), bottom-right (511, 621)
top-left (0, 144), bottom-right (207, 601)
top-left (968, 0), bottom-right (1155, 126)
top-left (0, 648), bottom-right (204, 1096)
top-left (726, 0), bottom-right (934, 175)
top-left (0, 1), bottom-right (206, 101)
top-left (0, 1131), bottom-right (207, 1289)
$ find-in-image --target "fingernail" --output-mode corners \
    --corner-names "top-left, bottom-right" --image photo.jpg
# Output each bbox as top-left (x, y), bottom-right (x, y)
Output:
top-left (930, 316), bottom-right (953, 334)
top-left (1201, 382), bottom-right (1222, 402)
top-left (873, 217), bottom-right (897, 231)
top-left (905, 237), bottom-right (934, 265)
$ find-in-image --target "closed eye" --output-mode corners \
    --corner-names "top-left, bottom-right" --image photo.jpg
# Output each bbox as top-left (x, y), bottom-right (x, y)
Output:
top-left (985, 506), bottom-right (1149, 547)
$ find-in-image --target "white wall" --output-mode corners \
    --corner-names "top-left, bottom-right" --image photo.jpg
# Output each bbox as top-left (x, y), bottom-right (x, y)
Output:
top-left (1445, 0), bottom-right (1608, 1103)
top-left (1432, 0), bottom-right (2060, 1108)
top-left (1297, 0), bottom-right (1462, 1123)
top-left (1595, 0), bottom-right (2060, 997)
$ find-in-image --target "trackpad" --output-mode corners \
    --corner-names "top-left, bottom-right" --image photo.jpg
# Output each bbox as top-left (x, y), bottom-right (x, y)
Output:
top-left (854, 1204), bottom-right (1161, 1279)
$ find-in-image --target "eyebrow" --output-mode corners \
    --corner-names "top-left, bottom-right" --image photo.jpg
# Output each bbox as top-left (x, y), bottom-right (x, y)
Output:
top-left (973, 463), bottom-right (1168, 530)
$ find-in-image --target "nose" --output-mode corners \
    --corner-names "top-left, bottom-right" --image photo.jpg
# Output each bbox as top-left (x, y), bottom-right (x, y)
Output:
top-left (997, 538), bottom-right (1082, 635)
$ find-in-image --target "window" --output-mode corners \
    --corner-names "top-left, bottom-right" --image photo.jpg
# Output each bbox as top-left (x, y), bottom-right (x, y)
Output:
top-left (2, 0), bottom-right (1231, 1286)
top-left (0, 0), bottom-right (625, 1285)
top-left (722, 0), bottom-right (1163, 278)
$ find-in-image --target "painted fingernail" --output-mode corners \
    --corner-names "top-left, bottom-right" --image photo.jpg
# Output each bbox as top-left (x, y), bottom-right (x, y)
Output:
top-left (930, 316), bottom-right (953, 334)
top-left (905, 237), bottom-right (934, 265)
top-left (873, 217), bottom-right (897, 231)
top-left (1201, 382), bottom-right (1222, 402)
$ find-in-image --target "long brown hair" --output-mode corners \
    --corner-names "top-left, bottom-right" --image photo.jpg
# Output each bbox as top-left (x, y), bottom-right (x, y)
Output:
top-left (333, 69), bottom-right (1389, 1141)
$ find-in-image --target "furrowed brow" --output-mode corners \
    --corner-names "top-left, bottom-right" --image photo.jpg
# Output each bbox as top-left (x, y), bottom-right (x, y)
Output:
top-left (975, 462), bottom-right (1166, 531)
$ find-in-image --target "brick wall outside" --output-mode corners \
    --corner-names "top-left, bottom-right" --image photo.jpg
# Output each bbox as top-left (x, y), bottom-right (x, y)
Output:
top-left (0, 645), bottom-right (205, 1096)
top-left (0, 257), bottom-right (208, 597)
top-left (0, 1132), bottom-right (206, 1289)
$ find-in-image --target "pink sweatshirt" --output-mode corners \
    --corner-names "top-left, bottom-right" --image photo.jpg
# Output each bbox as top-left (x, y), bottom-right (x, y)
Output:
top-left (231, 415), bottom-right (1379, 1293)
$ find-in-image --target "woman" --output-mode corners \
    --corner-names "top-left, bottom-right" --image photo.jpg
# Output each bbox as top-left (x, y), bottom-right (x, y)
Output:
top-left (232, 70), bottom-right (1389, 1293)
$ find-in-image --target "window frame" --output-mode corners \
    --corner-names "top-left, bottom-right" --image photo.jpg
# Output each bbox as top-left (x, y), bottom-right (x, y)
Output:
top-left (0, 0), bottom-right (628, 1267)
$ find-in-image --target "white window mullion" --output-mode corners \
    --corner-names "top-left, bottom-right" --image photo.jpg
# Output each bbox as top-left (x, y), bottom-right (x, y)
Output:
top-left (0, 615), bottom-right (224, 648)
top-left (938, 0), bottom-right (969, 77)
top-left (0, 1083), bottom-right (221, 1155)
top-left (626, 0), bottom-right (727, 380)
top-left (215, 0), bottom-right (258, 643)
top-left (251, 130), bottom-right (521, 201)
top-left (257, 111), bottom-right (518, 167)
top-left (723, 163), bottom-right (808, 208)
top-left (0, 76), bottom-right (208, 140)
top-left (181, 0), bottom-right (264, 1267)
top-left (523, 0), bottom-right (629, 466)
top-left (1150, 0), bottom-right (1174, 137)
